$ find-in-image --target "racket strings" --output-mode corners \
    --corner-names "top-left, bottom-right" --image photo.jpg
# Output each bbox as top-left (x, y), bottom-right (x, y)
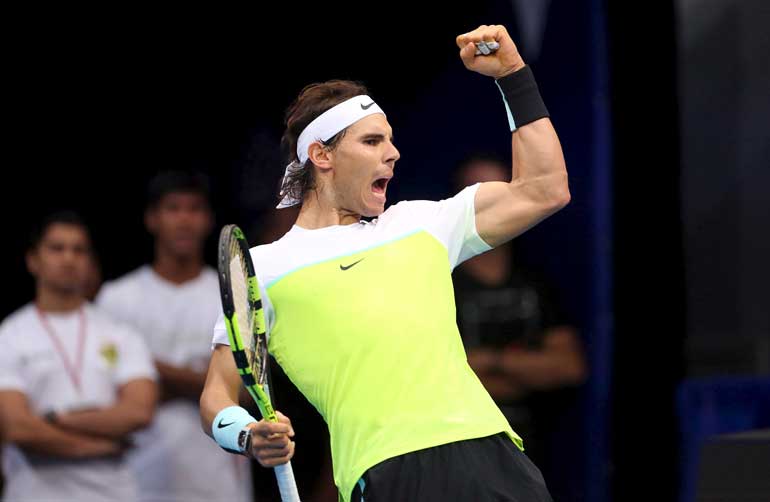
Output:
top-left (229, 242), bottom-right (253, 352)
top-left (228, 238), bottom-right (267, 386)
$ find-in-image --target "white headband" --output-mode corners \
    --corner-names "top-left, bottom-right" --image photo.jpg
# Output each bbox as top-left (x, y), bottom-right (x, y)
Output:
top-left (277, 95), bottom-right (386, 208)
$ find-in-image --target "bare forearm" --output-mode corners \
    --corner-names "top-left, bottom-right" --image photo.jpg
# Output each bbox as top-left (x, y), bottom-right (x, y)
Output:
top-left (500, 350), bottom-right (585, 389)
top-left (200, 386), bottom-right (241, 438)
top-left (55, 379), bottom-right (156, 439)
top-left (476, 352), bottom-right (582, 399)
top-left (470, 329), bottom-right (586, 393)
top-left (475, 371), bottom-right (529, 401)
top-left (469, 349), bottom-right (529, 400)
top-left (156, 360), bottom-right (207, 401)
top-left (200, 345), bottom-right (252, 437)
top-left (56, 404), bottom-right (152, 440)
top-left (510, 117), bottom-right (569, 204)
top-left (500, 329), bottom-right (587, 390)
top-left (8, 417), bottom-right (121, 459)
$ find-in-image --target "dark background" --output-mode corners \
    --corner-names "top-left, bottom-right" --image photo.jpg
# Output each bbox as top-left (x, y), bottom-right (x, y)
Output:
top-left (3, 1), bottom-right (768, 501)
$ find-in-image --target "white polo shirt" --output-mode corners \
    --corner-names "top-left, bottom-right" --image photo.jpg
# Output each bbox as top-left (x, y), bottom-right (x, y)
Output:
top-left (0, 303), bottom-right (157, 502)
top-left (97, 266), bottom-right (252, 502)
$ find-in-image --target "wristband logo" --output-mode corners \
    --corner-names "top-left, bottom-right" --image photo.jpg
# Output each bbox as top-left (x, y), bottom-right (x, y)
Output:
top-left (217, 419), bottom-right (236, 429)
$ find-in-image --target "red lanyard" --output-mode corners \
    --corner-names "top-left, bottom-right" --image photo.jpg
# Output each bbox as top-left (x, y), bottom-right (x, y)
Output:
top-left (35, 306), bottom-right (88, 393)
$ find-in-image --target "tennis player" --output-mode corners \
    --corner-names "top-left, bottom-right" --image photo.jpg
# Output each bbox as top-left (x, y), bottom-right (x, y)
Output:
top-left (0, 212), bottom-right (158, 501)
top-left (201, 25), bottom-right (567, 501)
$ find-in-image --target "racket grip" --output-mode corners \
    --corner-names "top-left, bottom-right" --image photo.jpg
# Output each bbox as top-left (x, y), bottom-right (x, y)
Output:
top-left (274, 461), bottom-right (300, 501)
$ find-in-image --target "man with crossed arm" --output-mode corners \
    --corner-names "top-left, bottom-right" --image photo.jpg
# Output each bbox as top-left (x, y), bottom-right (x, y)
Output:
top-left (0, 212), bottom-right (157, 501)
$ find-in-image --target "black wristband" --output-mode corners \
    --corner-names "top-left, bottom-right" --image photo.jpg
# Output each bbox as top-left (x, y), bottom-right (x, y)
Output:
top-left (495, 65), bottom-right (549, 131)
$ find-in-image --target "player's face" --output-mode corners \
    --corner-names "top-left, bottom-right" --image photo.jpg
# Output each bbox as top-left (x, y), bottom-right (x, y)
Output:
top-left (27, 224), bottom-right (92, 295)
top-left (146, 192), bottom-right (213, 258)
top-left (329, 114), bottom-right (400, 217)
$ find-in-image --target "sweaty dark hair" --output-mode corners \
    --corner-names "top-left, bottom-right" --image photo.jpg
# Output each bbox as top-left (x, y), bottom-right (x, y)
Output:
top-left (28, 210), bottom-right (91, 252)
top-left (279, 80), bottom-right (370, 205)
top-left (146, 171), bottom-right (211, 209)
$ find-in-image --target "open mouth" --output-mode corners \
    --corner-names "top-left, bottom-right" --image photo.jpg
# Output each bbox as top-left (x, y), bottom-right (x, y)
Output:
top-left (371, 177), bottom-right (390, 196)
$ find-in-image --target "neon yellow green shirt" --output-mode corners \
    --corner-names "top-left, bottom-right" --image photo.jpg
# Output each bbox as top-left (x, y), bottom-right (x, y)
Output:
top-left (213, 184), bottom-right (522, 501)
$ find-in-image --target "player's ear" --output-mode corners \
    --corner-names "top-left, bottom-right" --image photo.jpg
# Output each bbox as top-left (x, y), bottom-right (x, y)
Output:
top-left (308, 142), bottom-right (333, 171)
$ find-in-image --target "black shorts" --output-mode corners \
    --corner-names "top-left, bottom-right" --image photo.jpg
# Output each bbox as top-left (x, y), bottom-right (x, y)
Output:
top-left (350, 433), bottom-right (553, 502)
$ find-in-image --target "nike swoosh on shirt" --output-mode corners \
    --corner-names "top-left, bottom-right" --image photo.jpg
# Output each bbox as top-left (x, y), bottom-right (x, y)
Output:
top-left (340, 258), bottom-right (365, 271)
top-left (360, 102), bottom-right (375, 110)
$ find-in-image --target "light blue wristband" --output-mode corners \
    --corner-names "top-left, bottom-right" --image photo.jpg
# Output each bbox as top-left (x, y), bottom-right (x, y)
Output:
top-left (212, 406), bottom-right (258, 453)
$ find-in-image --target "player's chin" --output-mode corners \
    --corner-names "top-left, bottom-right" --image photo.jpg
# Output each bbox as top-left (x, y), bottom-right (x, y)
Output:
top-left (362, 185), bottom-right (387, 216)
top-left (361, 196), bottom-right (386, 217)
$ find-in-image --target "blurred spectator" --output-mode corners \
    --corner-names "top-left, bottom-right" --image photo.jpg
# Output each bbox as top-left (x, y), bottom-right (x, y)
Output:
top-left (452, 154), bottom-right (587, 465)
top-left (96, 173), bottom-right (252, 502)
top-left (0, 211), bottom-right (158, 501)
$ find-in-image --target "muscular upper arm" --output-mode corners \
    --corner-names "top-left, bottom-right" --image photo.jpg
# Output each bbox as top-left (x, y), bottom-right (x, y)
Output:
top-left (474, 179), bottom-right (565, 247)
top-left (199, 344), bottom-right (243, 434)
top-left (473, 118), bottom-right (570, 248)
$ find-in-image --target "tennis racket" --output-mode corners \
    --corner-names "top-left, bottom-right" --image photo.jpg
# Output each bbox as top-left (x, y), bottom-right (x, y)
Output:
top-left (217, 224), bottom-right (300, 502)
